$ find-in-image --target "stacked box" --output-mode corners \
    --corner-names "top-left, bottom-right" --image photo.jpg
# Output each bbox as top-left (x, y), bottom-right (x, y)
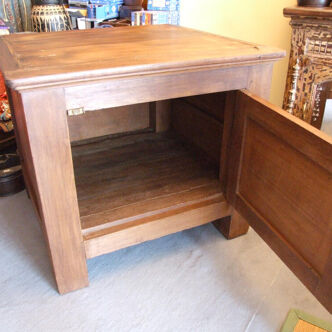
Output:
top-left (67, 0), bottom-right (88, 28)
top-left (67, 0), bottom-right (89, 23)
top-left (69, 0), bottom-right (89, 8)
top-left (131, 10), bottom-right (179, 26)
top-left (147, 0), bottom-right (179, 11)
top-left (87, 0), bottom-right (123, 19)
top-left (120, 5), bottom-right (143, 18)
top-left (68, 0), bottom-right (123, 21)
top-left (145, 0), bottom-right (179, 25)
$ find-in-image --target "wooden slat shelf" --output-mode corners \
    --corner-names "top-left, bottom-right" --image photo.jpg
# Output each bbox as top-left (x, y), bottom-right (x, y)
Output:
top-left (72, 132), bottom-right (230, 258)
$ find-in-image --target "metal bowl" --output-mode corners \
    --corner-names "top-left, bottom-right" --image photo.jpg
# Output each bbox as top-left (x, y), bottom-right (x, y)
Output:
top-left (297, 0), bottom-right (331, 7)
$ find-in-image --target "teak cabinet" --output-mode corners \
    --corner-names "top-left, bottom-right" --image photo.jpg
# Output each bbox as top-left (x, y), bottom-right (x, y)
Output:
top-left (0, 25), bottom-right (331, 313)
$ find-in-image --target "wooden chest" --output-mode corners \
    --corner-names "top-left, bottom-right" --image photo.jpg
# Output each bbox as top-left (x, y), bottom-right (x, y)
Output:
top-left (0, 25), bottom-right (331, 313)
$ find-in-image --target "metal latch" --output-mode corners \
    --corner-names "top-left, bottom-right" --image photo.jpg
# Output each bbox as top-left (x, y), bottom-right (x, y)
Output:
top-left (67, 107), bottom-right (85, 117)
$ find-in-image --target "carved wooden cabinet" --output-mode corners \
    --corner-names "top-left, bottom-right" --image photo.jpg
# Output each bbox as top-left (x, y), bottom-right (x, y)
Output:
top-left (283, 6), bottom-right (332, 128)
top-left (0, 26), bottom-right (331, 313)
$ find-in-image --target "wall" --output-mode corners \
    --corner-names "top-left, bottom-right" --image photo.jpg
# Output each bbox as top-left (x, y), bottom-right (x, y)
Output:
top-left (180, 0), bottom-right (296, 107)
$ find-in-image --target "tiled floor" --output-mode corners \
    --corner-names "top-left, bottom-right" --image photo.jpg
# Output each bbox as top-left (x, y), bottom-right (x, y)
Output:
top-left (0, 191), bottom-right (330, 332)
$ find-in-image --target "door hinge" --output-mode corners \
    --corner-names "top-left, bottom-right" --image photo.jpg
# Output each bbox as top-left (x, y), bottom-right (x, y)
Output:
top-left (67, 107), bottom-right (85, 117)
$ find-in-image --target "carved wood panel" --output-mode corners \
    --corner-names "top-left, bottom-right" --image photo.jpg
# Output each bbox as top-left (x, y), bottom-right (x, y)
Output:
top-left (283, 14), bottom-right (332, 129)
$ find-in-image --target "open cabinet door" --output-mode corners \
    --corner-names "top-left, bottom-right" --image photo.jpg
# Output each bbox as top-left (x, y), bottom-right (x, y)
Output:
top-left (227, 90), bottom-right (332, 313)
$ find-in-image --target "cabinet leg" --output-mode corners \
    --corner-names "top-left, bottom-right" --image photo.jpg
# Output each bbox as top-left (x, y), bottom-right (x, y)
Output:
top-left (15, 89), bottom-right (89, 294)
top-left (213, 211), bottom-right (249, 240)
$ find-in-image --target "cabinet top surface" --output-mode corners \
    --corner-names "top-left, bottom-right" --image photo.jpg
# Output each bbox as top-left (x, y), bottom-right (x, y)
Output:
top-left (284, 6), bottom-right (332, 18)
top-left (0, 25), bottom-right (285, 90)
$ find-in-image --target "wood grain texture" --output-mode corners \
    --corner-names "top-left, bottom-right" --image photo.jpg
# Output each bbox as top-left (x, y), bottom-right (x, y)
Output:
top-left (6, 88), bottom-right (40, 216)
top-left (70, 132), bottom-right (229, 258)
top-left (246, 63), bottom-right (274, 100)
top-left (64, 65), bottom-right (251, 111)
top-left (172, 92), bottom-right (250, 240)
top-left (183, 92), bottom-right (226, 122)
top-left (229, 90), bottom-right (332, 313)
top-left (171, 98), bottom-right (223, 164)
top-left (84, 197), bottom-right (229, 259)
top-left (19, 89), bottom-right (88, 294)
top-left (68, 103), bottom-right (150, 142)
top-left (0, 25), bottom-right (285, 90)
top-left (0, 41), bottom-right (18, 72)
top-left (72, 133), bottom-right (225, 225)
top-left (155, 100), bottom-right (171, 132)
top-left (214, 64), bottom-right (273, 241)
top-left (149, 101), bottom-right (171, 132)
top-left (315, 243), bottom-right (332, 315)
top-left (73, 133), bottom-right (221, 211)
top-left (219, 91), bottom-right (237, 192)
top-left (218, 63), bottom-right (273, 238)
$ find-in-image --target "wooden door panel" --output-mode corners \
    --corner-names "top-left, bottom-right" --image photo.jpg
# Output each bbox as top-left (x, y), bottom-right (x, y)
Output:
top-left (228, 90), bottom-right (332, 313)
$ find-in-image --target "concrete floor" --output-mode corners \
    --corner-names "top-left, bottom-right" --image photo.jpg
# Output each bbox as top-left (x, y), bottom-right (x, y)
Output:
top-left (0, 191), bottom-right (330, 332)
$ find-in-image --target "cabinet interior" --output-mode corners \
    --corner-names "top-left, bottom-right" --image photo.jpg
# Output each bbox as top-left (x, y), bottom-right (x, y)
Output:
top-left (69, 92), bottom-right (231, 258)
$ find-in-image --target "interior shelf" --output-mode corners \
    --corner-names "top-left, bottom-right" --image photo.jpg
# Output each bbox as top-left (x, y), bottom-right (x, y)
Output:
top-left (72, 132), bottom-right (229, 258)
